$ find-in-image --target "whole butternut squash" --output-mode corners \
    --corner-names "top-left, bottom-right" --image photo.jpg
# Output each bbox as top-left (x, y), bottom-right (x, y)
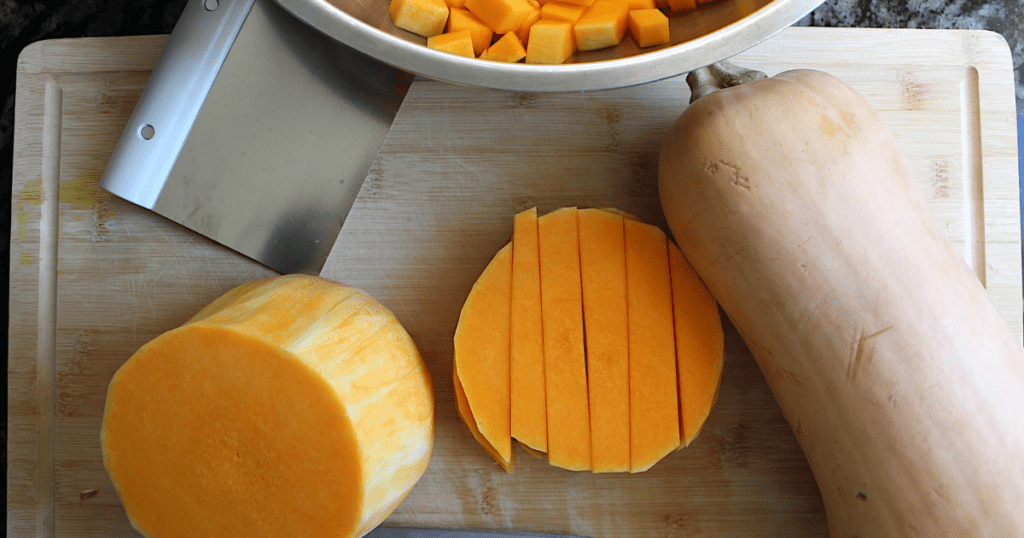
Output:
top-left (659, 65), bottom-right (1024, 537)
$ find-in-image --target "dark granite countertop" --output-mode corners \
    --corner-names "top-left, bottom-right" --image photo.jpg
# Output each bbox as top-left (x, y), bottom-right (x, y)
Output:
top-left (1, 0), bottom-right (1022, 531)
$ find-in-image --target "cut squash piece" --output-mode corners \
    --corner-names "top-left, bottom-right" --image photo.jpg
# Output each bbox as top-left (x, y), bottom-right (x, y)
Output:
top-left (453, 242), bottom-right (514, 470)
top-left (573, 0), bottom-right (629, 51)
top-left (627, 8), bottom-right (669, 48)
top-left (454, 207), bottom-right (724, 474)
top-left (101, 275), bottom-right (434, 538)
top-left (540, 1), bottom-right (588, 23)
top-left (511, 208), bottom-right (547, 452)
top-left (579, 208), bottom-right (630, 473)
top-left (481, 32), bottom-right (528, 63)
top-left (538, 207), bottom-right (591, 471)
top-left (515, 5), bottom-right (543, 45)
top-left (624, 218), bottom-right (680, 472)
top-left (669, 243), bottom-right (724, 447)
top-left (525, 20), bottom-right (575, 64)
top-left (389, 0), bottom-right (451, 37)
top-left (454, 357), bottom-right (514, 471)
top-left (427, 30), bottom-right (476, 57)
top-left (447, 8), bottom-right (495, 55)
top-left (465, 0), bottom-right (534, 34)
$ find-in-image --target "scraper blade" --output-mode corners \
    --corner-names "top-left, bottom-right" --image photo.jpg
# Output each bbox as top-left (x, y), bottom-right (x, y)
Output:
top-left (99, 0), bottom-right (413, 274)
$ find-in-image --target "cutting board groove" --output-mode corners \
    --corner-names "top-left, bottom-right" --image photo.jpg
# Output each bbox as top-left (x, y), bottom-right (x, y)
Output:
top-left (9, 28), bottom-right (1021, 537)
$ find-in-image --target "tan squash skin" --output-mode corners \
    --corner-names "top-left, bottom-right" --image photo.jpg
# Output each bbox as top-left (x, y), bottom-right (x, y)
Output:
top-left (659, 68), bottom-right (1024, 537)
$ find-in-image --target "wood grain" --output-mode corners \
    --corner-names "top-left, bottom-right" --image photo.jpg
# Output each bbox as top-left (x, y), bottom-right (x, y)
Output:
top-left (9, 27), bottom-right (1021, 537)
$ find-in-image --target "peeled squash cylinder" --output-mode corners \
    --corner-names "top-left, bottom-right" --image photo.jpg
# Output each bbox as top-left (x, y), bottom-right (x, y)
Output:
top-left (658, 67), bottom-right (1024, 537)
top-left (100, 274), bottom-right (434, 538)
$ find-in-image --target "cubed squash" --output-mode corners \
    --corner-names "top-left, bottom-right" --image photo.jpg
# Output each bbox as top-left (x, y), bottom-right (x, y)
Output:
top-left (447, 8), bottom-right (495, 55)
top-left (525, 20), bottom-right (575, 64)
top-left (515, 6), bottom-right (543, 45)
top-left (427, 29), bottom-right (477, 57)
top-left (481, 32), bottom-right (528, 63)
top-left (540, 1), bottom-right (588, 23)
top-left (465, 0), bottom-right (534, 34)
top-left (389, 0), bottom-right (450, 37)
top-left (573, 0), bottom-right (630, 51)
top-left (627, 8), bottom-right (669, 48)
top-left (446, 0), bottom-right (468, 8)
top-left (100, 275), bottom-right (434, 538)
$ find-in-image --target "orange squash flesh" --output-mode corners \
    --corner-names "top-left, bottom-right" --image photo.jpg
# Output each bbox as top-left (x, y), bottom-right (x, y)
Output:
top-left (669, 243), bottom-right (724, 447)
top-left (624, 218), bottom-right (680, 472)
top-left (101, 275), bottom-right (434, 538)
top-left (578, 208), bottom-right (630, 473)
top-left (454, 357), bottom-right (514, 471)
top-left (538, 207), bottom-right (592, 471)
top-left (453, 242), bottom-right (514, 469)
top-left (511, 208), bottom-right (548, 453)
top-left (455, 207), bottom-right (723, 473)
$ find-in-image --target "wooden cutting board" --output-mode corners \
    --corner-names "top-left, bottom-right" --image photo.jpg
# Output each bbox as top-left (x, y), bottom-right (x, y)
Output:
top-left (9, 27), bottom-right (1021, 537)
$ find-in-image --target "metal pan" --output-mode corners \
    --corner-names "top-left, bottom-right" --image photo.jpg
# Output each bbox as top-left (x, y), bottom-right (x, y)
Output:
top-left (274, 0), bottom-right (824, 92)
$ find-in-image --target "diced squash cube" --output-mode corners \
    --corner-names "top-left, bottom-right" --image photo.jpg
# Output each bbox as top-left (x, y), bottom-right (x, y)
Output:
top-left (427, 30), bottom-right (477, 57)
top-left (573, 0), bottom-right (629, 51)
top-left (515, 6), bottom-right (543, 45)
top-left (525, 20), bottom-right (575, 64)
top-left (557, 0), bottom-right (596, 6)
top-left (448, 8), bottom-right (495, 55)
top-left (667, 0), bottom-right (695, 9)
top-left (465, 0), bottom-right (534, 34)
top-left (624, 0), bottom-right (656, 8)
top-left (446, 0), bottom-right (468, 8)
top-left (389, 0), bottom-right (451, 37)
top-left (540, 1), bottom-right (588, 23)
top-left (481, 32), bottom-right (528, 62)
top-left (627, 8), bottom-right (669, 47)
top-left (655, 0), bottom-right (670, 5)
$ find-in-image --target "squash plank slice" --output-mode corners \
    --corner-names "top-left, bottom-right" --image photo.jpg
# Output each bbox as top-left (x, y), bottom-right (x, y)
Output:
top-left (624, 219), bottom-right (680, 472)
top-left (578, 208), bottom-right (630, 473)
top-left (454, 357), bottom-right (514, 471)
top-left (669, 243), bottom-right (724, 447)
top-left (454, 242), bottom-right (514, 469)
top-left (511, 207), bottom-right (548, 453)
top-left (101, 275), bottom-right (433, 538)
top-left (538, 207), bottom-right (592, 471)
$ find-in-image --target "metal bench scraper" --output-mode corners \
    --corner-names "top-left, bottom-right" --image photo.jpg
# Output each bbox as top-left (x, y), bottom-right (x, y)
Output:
top-left (99, 0), bottom-right (414, 274)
